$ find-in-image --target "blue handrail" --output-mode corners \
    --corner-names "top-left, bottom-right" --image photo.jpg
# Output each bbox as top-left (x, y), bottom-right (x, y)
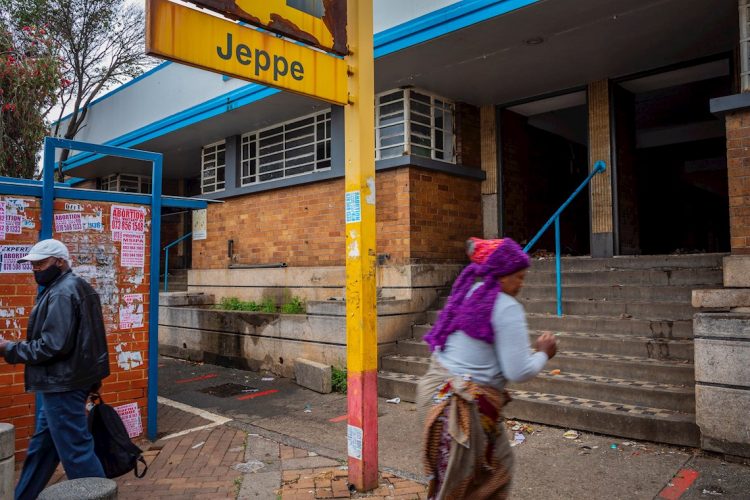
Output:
top-left (523, 161), bottom-right (607, 316)
top-left (163, 232), bottom-right (192, 292)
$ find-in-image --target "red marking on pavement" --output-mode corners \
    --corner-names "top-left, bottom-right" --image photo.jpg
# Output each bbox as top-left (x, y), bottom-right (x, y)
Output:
top-left (175, 374), bottom-right (218, 384)
top-left (658, 468), bottom-right (699, 500)
top-left (329, 414), bottom-right (348, 423)
top-left (236, 389), bottom-right (279, 401)
top-left (158, 364), bottom-right (165, 368)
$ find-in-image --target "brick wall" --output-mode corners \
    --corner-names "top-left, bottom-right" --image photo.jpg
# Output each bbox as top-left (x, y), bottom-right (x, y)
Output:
top-left (727, 110), bottom-right (750, 254)
top-left (0, 196), bottom-right (152, 459)
top-left (455, 103), bottom-right (482, 168)
top-left (192, 166), bottom-right (482, 268)
top-left (409, 169), bottom-right (483, 261)
top-left (500, 109), bottom-right (531, 243)
top-left (193, 170), bottom-right (413, 268)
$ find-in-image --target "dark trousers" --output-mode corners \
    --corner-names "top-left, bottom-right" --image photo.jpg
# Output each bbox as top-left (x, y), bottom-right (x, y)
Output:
top-left (15, 389), bottom-right (105, 500)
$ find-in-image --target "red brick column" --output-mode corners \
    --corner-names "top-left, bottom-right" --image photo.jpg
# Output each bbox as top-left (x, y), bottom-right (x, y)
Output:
top-left (726, 110), bottom-right (750, 254)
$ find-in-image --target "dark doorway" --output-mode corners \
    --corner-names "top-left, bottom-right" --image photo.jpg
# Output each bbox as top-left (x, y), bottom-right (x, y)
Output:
top-left (614, 59), bottom-right (731, 254)
top-left (500, 91), bottom-right (590, 255)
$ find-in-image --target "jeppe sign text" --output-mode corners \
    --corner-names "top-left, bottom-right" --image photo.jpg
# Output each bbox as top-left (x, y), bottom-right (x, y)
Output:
top-left (216, 33), bottom-right (304, 82)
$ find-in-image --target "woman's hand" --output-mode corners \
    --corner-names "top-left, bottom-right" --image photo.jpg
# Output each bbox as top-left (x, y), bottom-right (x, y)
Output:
top-left (535, 332), bottom-right (558, 359)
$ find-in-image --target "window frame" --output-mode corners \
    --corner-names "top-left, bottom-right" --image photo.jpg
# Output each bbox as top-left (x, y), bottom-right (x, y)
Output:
top-left (201, 140), bottom-right (227, 194)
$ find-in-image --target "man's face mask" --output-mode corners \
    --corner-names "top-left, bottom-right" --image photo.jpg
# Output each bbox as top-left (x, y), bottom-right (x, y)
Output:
top-left (33, 260), bottom-right (62, 286)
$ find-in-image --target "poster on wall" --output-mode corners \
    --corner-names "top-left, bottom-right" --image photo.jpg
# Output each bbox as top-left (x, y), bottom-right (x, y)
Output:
top-left (119, 293), bottom-right (144, 329)
top-left (111, 205), bottom-right (146, 242)
top-left (0, 205), bottom-right (5, 240)
top-left (192, 209), bottom-right (207, 240)
top-left (114, 402), bottom-right (143, 438)
top-left (0, 245), bottom-right (32, 273)
top-left (121, 232), bottom-right (145, 268)
top-left (4, 215), bottom-right (22, 235)
top-left (54, 213), bottom-right (84, 233)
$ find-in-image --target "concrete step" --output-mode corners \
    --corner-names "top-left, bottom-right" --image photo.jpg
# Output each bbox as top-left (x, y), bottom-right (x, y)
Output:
top-left (399, 333), bottom-right (693, 361)
top-left (547, 352), bottom-right (694, 385)
top-left (505, 389), bottom-right (699, 447)
top-left (519, 284), bottom-right (700, 302)
top-left (522, 299), bottom-right (700, 320)
top-left (511, 371), bottom-right (694, 413)
top-left (375, 371), bottom-right (699, 448)
top-left (381, 355), bottom-right (429, 377)
top-left (524, 268), bottom-right (722, 287)
top-left (528, 331), bottom-right (694, 361)
top-left (530, 253), bottom-right (724, 272)
top-left (525, 314), bottom-right (694, 338)
top-left (377, 371), bottom-right (419, 402)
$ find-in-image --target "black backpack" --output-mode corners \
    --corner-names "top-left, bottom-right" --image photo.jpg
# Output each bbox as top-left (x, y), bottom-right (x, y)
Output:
top-left (88, 393), bottom-right (148, 479)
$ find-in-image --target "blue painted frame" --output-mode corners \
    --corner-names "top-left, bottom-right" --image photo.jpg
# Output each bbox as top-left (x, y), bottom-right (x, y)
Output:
top-left (0, 137), bottom-right (208, 441)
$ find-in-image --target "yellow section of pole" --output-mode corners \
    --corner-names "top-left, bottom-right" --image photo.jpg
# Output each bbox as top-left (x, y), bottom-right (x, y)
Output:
top-left (344, 0), bottom-right (378, 492)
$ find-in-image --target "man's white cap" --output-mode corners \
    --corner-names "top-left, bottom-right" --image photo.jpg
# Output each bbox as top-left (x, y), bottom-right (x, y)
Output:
top-left (17, 239), bottom-right (70, 263)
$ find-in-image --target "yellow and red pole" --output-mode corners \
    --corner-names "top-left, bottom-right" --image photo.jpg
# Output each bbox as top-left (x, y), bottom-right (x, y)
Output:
top-left (344, 0), bottom-right (378, 492)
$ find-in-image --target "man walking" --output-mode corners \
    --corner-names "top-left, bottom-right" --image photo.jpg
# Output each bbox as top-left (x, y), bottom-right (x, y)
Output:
top-left (0, 239), bottom-right (110, 500)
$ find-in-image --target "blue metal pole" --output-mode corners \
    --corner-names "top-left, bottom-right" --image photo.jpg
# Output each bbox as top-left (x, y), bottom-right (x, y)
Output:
top-left (41, 137), bottom-right (55, 239)
top-left (524, 161), bottom-right (606, 253)
top-left (147, 154), bottom-right (163, 441)
top-left (555, 217), bottom-right (562, 317)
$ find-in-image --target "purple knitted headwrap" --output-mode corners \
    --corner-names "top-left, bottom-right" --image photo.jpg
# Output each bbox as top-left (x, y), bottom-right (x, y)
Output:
top-left (423, 238), bottom-right (530, 351)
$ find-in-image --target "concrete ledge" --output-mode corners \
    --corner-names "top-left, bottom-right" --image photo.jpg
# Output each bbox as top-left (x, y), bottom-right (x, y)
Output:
top-left (723, 256), bottom-right (750, 288)
top-left (159, 292), bottom-right (215, 307)
top-left (696, 385), bottom-right (750, 457)
top-left (294, 358), bottom-right (332, 394)
top-left (693, 289), bottom-right (750, 308)
top-left (38, 478), bottom-right (117, 500)
top-left (0, 423), bottom-right (13, 500)
top-left (695, 338), bottom-right (750, 386)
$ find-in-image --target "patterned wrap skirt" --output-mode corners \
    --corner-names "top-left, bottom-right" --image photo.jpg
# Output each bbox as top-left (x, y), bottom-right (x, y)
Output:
top-left (417, 356), bottom-right (514, 500)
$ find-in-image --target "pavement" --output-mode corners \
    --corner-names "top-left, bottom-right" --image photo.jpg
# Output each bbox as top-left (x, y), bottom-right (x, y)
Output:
top-left (22, 355), bottom-right (750, 499)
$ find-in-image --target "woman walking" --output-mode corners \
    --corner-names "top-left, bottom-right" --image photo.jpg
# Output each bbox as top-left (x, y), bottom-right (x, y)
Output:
top-left (418, 237), bottom-right (557, 499)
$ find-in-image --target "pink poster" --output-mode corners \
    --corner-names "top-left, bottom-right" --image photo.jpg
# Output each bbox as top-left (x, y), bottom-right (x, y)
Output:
top-left (4, 215), bottom-right (22, 235)
top-left (54, 213), bottom-right (83, 233)
top-left (121, 232), bottom-right (145, 268)
top-left (111, 205), bottom-right (146, 242)
top-left (0, 205), bottom-right (5, 240)
top-left (114, 402), bottom-right (143, 438)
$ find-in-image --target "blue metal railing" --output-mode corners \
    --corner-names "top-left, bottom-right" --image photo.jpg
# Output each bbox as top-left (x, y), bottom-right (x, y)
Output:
top-left (163, 232), bottom-right (192, 292)
top-left (523, 161), bottom-right (607, 316)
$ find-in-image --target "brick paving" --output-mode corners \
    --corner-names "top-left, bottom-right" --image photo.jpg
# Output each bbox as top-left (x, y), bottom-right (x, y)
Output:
top-left (15, 398), bottom-right (426, 499)
top-left (278, 445), bottom-right (427, 499)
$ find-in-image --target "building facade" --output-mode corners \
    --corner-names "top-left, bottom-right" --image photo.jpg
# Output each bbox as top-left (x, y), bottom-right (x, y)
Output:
top-left (58, 0), bottom-right (750, 455)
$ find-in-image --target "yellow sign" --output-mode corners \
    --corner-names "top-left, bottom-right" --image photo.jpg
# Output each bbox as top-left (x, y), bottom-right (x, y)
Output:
top-left (146, 0), bottom-right (348, 105)
top-left (187, 0), bottom-right (347, 55)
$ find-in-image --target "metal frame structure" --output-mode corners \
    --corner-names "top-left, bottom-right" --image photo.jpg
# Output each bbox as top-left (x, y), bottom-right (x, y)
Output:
top-left (0, 137), bottom-right (208, 441)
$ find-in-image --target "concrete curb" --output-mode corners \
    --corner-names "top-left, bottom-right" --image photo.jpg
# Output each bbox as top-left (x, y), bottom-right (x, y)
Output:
top-left (0, 423), bottom-right (14, 500)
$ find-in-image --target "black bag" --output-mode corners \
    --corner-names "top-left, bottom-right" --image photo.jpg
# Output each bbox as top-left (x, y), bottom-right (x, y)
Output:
top-left (88, 393), bottom-right (148, 479)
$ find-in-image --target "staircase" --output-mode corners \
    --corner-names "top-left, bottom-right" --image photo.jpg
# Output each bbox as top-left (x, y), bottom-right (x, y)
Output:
top-left (160, 269), bottom-right (188, 292)
top-left (378, 254), bottom-right (725, 447)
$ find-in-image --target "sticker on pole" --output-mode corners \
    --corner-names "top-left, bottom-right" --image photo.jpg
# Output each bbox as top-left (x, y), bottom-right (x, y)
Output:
top-left (347, 424), bottom-right (363, 460)
top-left (114, 402), bottom-right (143, 438)
top-left (345, 191), bottom-right (361, 224)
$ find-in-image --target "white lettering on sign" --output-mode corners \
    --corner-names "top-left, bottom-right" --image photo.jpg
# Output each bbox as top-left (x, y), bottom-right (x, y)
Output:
top-left (345, 191), bottom-right (361, 224)
top-left (54, 213), bottom-right (83, 233)
top-left (0, 245), bottom-right (32, 273)
top-left (121, 232), bottom-right (145, 269)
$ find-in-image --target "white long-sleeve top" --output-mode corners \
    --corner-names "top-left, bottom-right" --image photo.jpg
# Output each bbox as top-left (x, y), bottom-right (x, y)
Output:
top-left (436, 287), bottom-right (548, 389)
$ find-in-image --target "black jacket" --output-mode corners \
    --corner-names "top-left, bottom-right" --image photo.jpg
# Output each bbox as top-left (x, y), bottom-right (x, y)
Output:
top-left (4, 270), bottom-right (110, 392)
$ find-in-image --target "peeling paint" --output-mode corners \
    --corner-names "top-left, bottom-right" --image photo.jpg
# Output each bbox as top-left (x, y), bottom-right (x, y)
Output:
top-left (115, 343), bottom-right (144, 370)
top-left (348, 230), bottom-right (360, 258)
top-left (365, 177), bottom-right (376, 205)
